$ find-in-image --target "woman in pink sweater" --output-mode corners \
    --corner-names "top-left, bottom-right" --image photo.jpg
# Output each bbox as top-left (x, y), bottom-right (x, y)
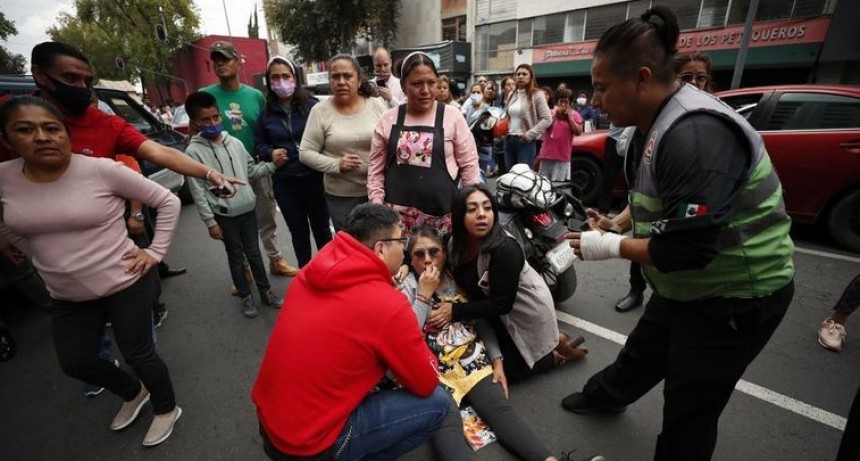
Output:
top-left (536, 89), bottom-right (583, 181)
top-left (0, 97), bottom-right (182, 447)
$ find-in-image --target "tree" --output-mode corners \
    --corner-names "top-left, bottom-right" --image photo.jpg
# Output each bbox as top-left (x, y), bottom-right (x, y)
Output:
top-left (47, 0), bottom-right (202, 91)
top-left (248, 5), bottom-right (259, 39)
top-left (267, 0), bottom-right (400, 64)
top-left (0, 9), bottom-right (26, 75)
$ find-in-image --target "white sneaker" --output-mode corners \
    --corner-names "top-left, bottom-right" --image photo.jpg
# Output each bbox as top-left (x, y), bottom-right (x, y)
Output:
top-left (142, 406), bottom-right (182, 447)
top-left (818, 318), bottom-right (846, 352)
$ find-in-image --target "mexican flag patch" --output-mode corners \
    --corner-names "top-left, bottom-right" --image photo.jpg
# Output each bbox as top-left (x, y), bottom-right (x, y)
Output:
top-left (679, 203), bottom-right (709, 218)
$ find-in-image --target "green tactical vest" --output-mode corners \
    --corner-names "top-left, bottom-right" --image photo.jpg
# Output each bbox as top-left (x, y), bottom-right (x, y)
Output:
top-left (629, 84), bottom-right (794, 301)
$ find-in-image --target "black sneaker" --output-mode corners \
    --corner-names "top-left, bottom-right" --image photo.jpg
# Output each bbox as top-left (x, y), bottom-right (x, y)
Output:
top-left (561, 392), bottom-right (627, 415)
top-left (241, 296), bottom-right (259, 318)
top-left (153, 305), bottom-right (168, 328)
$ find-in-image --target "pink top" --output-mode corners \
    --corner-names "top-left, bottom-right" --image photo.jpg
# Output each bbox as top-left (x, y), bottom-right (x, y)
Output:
top-left (368, 102), bottom-right (480, 204)
top-left (0, 155), bottom-right (180, 302)
top-left (538, 108), bottom-right (583, 162)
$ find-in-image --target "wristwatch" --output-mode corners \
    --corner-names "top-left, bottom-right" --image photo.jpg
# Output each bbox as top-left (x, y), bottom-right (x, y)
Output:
top-left (132, 212), bottom-right (145, 222)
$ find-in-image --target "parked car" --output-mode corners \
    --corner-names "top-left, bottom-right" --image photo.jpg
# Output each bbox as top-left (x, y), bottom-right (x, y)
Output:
top-left (0, 75), bottom-right (186, 194)
top-left (570, 84), bottom-right (860, 253)
top-left (171, 105), bottom-right (189, 135)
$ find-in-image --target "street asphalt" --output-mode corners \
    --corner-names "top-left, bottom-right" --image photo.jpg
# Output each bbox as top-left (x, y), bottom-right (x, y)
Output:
top-left (1, 203), bottom-right (858, 461)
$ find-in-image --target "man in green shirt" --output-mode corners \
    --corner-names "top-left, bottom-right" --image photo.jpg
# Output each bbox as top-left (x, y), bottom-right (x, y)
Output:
top-left (202, 41), bottom-right (298, 279)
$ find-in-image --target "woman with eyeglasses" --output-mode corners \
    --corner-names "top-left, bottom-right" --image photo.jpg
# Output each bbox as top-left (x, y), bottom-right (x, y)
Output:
top-left (368, 52), bottom-right (480, 236)
top-left (399, 226), bottom-right (578, 461)
top-left (675, 52), bottom-right (713, 93)
top-left (299, 54), bottom-right (387, 231)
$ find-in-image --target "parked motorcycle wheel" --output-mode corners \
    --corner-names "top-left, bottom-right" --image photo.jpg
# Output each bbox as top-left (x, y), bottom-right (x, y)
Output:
top-left (544, 266), bottom-right (578, 303)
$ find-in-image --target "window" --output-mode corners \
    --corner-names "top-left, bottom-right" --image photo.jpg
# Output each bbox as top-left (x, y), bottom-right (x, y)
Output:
top-left (102, 95), bottom-right (155, 134)
top-left (518, 18), bottom-right (533, 49)
top-left (442, 16), bottom-right (467, 42)
top-left (626, 0), bottom-right (650, 20)
top-left (565, 11), bottom-right (586, 42)
top-left (722, 93), bottom-right (765, 111)
top-left (533, 12), bottom-right (567, 46)
top-left (792, 0), bottom-right (829, 18)
top-left (728, 0), bottom-right (793, 25)
top-left (584, 3), bottom-right (628, 40)
top-left (475, 21), bottom-right (517, 72)
top-left (698, 0), bottom-right (730, 28)
top-left (766, 93), bottom-right (860, 131)
top-left (653, 0), bottom-right (701, 30)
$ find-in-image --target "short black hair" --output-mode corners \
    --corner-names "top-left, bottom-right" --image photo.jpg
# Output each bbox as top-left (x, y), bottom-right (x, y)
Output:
top-left (400, 52), bottom-right (437, 83)
top-left (594, 6), bottom-right (680, 85)
top-left (31, 41), bottom-right (91, 71)
top-left (184, 91), bottom-right (218, 121)
top-left (0, 96), bottom-right (66, 139)
top-left (343, 203), bottom-right (401, 248)
top-left (449, 184), bottom-right (507, 267)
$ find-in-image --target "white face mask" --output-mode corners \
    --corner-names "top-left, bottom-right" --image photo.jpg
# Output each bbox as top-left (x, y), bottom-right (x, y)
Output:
top-left (470, 93), bottom-right (483, 103)
top-left (576, 97), bottom-right (587, 106)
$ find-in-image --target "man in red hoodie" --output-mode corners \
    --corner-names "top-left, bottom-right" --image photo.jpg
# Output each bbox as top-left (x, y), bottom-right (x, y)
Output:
top-left (252, 204), bottom-right (448, 460)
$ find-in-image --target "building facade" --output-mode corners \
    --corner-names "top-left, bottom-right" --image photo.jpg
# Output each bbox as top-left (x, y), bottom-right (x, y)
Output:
top-left (466, 0), bottom-right (857, 91)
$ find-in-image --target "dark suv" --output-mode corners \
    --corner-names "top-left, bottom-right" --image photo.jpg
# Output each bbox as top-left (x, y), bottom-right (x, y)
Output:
top-left (0, 75), bottom-right (186, 193)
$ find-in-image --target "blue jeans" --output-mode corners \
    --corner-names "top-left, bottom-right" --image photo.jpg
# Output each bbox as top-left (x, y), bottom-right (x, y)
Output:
top-left (504, 135), bottom-right (537, 171)
top-left (332, 386), bottom-right (449, 461)
top-left (478, 145), bottom-right (496, 174)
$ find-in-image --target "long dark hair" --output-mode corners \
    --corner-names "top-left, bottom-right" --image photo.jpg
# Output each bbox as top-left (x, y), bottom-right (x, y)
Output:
top-left (449, 184), bottom-right (507, 267)
top-left (594, 6), bottom-right (680, 85)
top-left (511, 64), bottom-right (539, 101)
top-left (329, 54), bottom-right (376, 99)
top-left (265, 56), bottom-right (313, 117)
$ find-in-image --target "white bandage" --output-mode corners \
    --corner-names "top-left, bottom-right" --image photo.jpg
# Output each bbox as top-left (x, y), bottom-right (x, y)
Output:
top-left (579, 231), bottom-right (627, 261)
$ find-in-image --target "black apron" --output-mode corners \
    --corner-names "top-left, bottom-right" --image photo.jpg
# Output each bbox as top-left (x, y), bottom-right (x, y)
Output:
top-left (384, 103), bottom-right (458, 217)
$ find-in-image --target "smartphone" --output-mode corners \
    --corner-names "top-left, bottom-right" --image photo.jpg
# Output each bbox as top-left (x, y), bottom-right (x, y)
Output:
top-left (376, 79), bottom-right (387, 88)
top-left (209, 183), bottom-right (235, 198)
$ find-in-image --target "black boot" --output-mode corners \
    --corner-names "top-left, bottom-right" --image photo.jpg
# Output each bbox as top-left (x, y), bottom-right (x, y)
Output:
top-left (614, 290), bottom-right (644, 313)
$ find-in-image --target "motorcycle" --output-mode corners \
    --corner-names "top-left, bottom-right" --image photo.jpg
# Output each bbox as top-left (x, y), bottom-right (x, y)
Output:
top-left (494, 165), bottom-right (589, 303)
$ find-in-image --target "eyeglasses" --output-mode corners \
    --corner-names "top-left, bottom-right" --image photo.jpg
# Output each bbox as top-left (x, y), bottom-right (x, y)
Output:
top-left (378, 237), bottom-right (409, 246)
top-left (412, 247), bottom-right (442, 259)
top-left (678, 73), bottom-right (710, 84)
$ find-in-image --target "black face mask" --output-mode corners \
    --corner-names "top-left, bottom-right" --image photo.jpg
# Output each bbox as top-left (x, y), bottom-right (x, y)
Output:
top-left (44, 73), bottom-right (93, 115)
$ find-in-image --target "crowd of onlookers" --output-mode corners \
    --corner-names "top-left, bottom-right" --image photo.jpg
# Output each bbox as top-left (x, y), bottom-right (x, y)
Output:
top-left (0, 5), bottom-right (858, 461)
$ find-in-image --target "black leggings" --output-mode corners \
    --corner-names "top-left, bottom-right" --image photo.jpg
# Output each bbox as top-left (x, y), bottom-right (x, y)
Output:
top-left (51, 271), bottom-right (176, 414)
top-left (833, 273), bottom-right (860, 317)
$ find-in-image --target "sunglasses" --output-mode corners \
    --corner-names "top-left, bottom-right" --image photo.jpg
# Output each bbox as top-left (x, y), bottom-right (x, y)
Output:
top-left (679, 73), bottom-right (710, 84)
top-left (412, 247), bottom-right (442, 259)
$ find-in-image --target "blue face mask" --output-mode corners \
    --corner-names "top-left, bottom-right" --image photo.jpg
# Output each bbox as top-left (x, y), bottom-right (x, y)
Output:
top-left (199, 123), bottom-right (223, 140)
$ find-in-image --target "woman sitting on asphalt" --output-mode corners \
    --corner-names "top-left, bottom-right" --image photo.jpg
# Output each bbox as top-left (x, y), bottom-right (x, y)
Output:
top-left (368, 52), bottom-right (480, 235)
top-left (428, 184), bottom-right (587, 383)
top-left (0, 96), bottom-right (181, 446)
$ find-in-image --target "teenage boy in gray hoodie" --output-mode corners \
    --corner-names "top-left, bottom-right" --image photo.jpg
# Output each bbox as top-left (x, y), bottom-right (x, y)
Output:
top-left (184, 91), bottom-right (286, 318)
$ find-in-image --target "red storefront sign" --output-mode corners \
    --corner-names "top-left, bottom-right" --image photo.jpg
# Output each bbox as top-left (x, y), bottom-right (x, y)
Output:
top-left (533, 16), bottom-right (831, 64)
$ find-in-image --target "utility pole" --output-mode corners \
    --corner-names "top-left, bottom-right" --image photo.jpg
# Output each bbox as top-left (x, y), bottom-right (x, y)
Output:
top-left (730, 0), bottom-right (759, 89)
top-left (222, 0), bottom-right (233, 37)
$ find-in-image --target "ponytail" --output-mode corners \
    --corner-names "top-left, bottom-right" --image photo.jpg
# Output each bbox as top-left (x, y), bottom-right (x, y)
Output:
top-left (594, 6), bottom-right (680, 84)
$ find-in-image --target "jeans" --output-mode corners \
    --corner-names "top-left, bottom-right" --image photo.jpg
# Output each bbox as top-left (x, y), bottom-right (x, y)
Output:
top-left (581, 281), bottom-right (793, 461)
top-left (272, 174), bottom-right (332, 267)
top-left (51, 271), bottom-right (176, 414)
top-left (262, 386), bottom-right (449, 461)
top-left (432, 376), bottom-right (551, 461)
top-left (325, 195), bottom-right (368, 232)
top-left (504, 136), bottom-right (537, 171)
top-left (477, 146), bottom-right (496, 174)
top-left (214, 211), bottom-right (271, 299)
top-left (251, 175), bottom-right (281, 258)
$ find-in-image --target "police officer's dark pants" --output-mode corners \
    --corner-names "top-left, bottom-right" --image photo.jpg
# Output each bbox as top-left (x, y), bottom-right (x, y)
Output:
top-left (837, 381), bottom-right (860, 461)
top-left (582, 280), bottom-right (794, 461)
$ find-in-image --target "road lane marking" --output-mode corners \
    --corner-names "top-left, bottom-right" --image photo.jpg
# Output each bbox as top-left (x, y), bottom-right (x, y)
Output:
top-left (557, 311), bottom-right (848, 431)
top-left (794, 246), bottom-right (860, 264)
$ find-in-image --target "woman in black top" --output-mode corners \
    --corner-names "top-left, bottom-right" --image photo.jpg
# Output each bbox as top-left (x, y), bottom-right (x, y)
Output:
top-left (427, 184), bottom-right (586, 382)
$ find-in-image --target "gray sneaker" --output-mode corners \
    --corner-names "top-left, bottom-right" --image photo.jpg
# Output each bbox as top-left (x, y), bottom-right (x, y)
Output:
top-left (261, 289), bottom-right (283, 308)
top-left (241, 296), bottom-right (259, 318)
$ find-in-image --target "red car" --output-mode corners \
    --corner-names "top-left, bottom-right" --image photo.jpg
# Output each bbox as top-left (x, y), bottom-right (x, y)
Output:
top-left (570, 84), bottom-right (860, 253)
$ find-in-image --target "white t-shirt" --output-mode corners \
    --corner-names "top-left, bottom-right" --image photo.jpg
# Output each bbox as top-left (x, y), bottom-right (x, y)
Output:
top-left (508, 90), bottom-right (526, 135)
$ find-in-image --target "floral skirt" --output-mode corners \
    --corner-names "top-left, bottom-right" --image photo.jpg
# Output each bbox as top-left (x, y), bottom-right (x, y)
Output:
top-left (386, 203), bottom-right (452, 237)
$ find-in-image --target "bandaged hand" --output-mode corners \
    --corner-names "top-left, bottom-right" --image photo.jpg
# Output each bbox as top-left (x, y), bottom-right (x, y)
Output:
top-left (579, 230), bottom-right (627, 261)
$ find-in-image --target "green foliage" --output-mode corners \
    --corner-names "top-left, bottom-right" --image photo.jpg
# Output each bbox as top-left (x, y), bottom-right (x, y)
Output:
top-left (47, 0), bottom-right (202, 86)
top-left (267, 0), bottom-right (400, 63)
top-left (0, 8), bottom-right (26, 74)
top-left (248, 5), bottom-right (260, 39)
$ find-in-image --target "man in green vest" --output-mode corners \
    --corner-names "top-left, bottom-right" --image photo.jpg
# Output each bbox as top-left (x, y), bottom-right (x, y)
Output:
top-left (202, 40), bottom-right (299, 283)
top-left (561, 8), bottom-right (794, 461)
